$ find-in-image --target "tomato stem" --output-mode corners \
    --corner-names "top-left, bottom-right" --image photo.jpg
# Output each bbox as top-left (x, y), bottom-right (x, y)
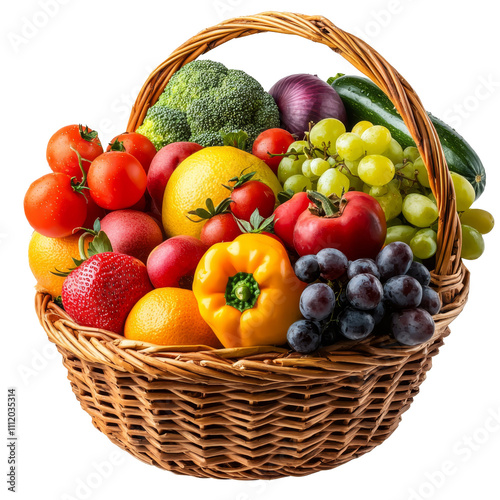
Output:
top-left (223, 171), bottom-right (257, 192)
top-left (307, 191), bottom-right (337, 216)
top-left (234, 208), bottom-right (275, 235)
top-left (187, 197), bottom-right (233, 222)
top-left (69, 146), bottom-right (91, 198)
top-left (78, 124), bottom-right (99, 142)
top-left (307, 190), bottom-right (348, 218)
top-left (108, 139), bottom-right (126, 152)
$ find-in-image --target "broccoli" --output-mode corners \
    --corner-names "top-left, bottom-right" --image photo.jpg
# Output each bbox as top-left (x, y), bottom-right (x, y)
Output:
top-left (137, 60), bottom-right (280, 151)
top-left (136, 106), bottom-right (190, 150)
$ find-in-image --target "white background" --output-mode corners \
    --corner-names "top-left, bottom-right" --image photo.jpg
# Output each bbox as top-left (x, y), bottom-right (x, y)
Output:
top-left (2, 0), bottom-right (499, 499)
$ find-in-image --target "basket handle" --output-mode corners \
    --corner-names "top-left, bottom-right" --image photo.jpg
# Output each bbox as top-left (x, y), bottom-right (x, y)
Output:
top-left (127, 11), bottom-right (462, 283)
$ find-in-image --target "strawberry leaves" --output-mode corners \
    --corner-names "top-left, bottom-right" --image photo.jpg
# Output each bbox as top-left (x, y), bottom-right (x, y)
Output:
top-left (51, 219), bottom-right (113, 277)
top-left (86, 219), bottom-right (113, 257)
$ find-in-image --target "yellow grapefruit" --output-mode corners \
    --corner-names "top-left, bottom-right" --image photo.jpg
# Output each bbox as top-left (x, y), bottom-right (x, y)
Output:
top-left (162, 146), bottom-right (282, 238)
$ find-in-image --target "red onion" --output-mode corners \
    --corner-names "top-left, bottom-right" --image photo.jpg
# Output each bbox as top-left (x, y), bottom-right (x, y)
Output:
top-left (269, 74), bottom-right (347, 139)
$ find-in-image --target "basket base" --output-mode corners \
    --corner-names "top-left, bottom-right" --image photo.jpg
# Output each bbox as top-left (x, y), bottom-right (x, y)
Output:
top-left (56, 329), bottom-right (446, 480)
top-left (95, 420), bottom-right (390, 479)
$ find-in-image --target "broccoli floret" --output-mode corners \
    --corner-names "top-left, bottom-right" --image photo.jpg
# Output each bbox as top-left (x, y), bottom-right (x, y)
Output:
top-left (137, 60), bottom-right (280, 151)
top-left (190, 131), bottom-right (224, 148)
top-left (136, 106), bottom-right (190, 150)
top-left (185, 97), bottom-right (227, 136)
top-left (220, 69), bottom-right (264, 94)
top-left (186, 87), bottom-right (257, 136)
top-left (253, 92), bottom-right (281, 131)
top-left (157, 60), bottom-right (228, 112)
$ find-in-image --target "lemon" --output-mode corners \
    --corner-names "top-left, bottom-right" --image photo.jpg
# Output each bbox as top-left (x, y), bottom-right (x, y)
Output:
top-left (162, 146), bottom-right (282, 238)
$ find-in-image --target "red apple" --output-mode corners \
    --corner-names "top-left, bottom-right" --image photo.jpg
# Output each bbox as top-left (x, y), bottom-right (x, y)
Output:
top-left (100, 210), bottom-right (163, 264)
top-left (147, 142), bottom-right (203, 210)
top-left (147, 235), bottom-right (207, 289)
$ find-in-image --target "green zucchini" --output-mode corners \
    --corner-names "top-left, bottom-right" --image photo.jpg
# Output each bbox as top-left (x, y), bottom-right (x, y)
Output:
top-left (329, 74), bottom-right (486, 199)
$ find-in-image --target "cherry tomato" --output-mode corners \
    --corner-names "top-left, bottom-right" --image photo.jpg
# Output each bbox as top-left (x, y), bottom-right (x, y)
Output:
top-left (231, 180), bottom-right (276, 221)
top-left (24, 173), bottom-right (88, 238)
top-left (46, 124), bottom-right (103, 181)
top-left (88, 152), bottom-right (147, 210)
top-left (200, 213), bottom-right (242, 247)
top-left (106, 132), bottom-right (157, 174)
top-left (273, 192), bottom-right (310, 249)
top-left (252, 128), bottom-right (295, 174)
top-left (293, 191), bottom-right (386, 260)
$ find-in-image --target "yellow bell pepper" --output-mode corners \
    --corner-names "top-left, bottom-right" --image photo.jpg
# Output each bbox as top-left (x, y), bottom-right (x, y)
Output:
top-left (193, 233), bottom-right (306, 348)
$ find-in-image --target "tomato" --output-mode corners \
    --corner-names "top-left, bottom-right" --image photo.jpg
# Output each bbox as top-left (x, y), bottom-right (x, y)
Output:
top-left (230, 180), bottom-right (275, 221)
top-left (293, 191), bottom-right (386, 260)
top-left (88, 152), bottom-right (147, 210)
top-left (106, 132), bottom-right (157, 174)
top-left (252, 128), bottom-right (295, 174)
top-left (200, 213), bottom-right (242, 247)
top-left (46, 124), bottom-right (103, 181)
top-left (273, 192), bottom-right (310, 249)
top-left (24, 173), bottom-right (88, 238)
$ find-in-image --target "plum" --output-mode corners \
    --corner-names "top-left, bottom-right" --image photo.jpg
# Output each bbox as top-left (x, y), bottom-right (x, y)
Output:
top-left (100, 210), bottom-right (163, 264)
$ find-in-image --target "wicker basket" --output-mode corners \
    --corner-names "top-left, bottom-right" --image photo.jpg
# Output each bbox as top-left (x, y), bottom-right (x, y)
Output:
top-left (37, 12), bottom-right (470, 480)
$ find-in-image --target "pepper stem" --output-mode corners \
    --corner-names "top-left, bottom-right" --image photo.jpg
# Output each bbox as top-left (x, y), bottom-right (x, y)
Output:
top-left (234, 284), bottom-right (252, 302)
top-left (225, 272), bottom-right (260, 312)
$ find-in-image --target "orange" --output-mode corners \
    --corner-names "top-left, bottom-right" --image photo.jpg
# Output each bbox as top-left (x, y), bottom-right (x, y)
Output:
top-left (28, 232), bottom-right (89, 298)
top-left (124, 288), bottom-right (222, 348)
top-left (162, 146), bottom-right (282, 239)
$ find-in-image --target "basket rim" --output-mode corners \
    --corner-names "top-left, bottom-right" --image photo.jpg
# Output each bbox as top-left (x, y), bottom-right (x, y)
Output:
top-left (36, 263), bottom-right (469, 379)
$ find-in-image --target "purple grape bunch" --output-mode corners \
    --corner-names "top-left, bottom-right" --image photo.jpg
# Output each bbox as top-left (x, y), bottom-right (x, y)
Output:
top-left (287, 242), bottom-right (442, 354)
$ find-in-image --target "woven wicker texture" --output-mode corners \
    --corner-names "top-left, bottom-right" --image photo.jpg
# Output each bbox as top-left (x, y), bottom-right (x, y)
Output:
top-left (36, 12), bottom-right (470, 480)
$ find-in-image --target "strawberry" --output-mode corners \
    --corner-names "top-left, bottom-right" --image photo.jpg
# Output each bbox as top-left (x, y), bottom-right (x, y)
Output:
top-left (61, 252), bottom-right (152, 334)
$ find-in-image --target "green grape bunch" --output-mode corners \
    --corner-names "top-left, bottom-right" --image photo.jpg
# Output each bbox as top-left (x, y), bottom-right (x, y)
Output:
top-left (274, 117), bottom-right (493, 262)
